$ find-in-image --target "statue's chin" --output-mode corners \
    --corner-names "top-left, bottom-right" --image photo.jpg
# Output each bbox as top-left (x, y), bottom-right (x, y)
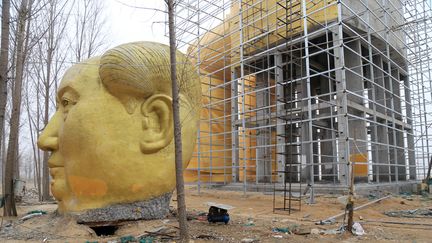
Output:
top-left (51, 178), bottom-right (67, 202)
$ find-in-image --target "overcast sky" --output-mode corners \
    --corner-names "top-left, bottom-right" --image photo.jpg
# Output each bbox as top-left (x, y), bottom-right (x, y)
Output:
top-left (106, 0), bottom-right (169, 49)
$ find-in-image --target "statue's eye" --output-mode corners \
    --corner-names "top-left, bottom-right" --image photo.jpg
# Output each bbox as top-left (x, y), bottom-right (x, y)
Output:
top-left (57, 89), bottom-right (79, 117)
top-left (60, 96), bottom-right (76, 112)
top-left (61, 99), bottom-right (69, 107)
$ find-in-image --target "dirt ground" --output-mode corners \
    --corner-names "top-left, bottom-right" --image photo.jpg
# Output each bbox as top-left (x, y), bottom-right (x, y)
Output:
top-left (1, 185), bottom-right (432, 242)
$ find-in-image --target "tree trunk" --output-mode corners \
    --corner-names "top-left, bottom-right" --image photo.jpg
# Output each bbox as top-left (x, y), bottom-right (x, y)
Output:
top-left (167, 0), bottom-right (189, 241)
top-left (0, 0), bottom-right (11, 205)
top-left (41, 74), bottom-right (50, 200)
top-left (35, 81), bottom-right (41, 200)
top-left (41, 3), bottom-right (55, 201)
top-left (4, 0), bottom-right (29, 216)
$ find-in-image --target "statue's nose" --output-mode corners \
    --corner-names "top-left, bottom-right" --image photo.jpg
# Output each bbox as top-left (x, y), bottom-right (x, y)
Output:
top-left (37, 112), bottom-right (60, 151)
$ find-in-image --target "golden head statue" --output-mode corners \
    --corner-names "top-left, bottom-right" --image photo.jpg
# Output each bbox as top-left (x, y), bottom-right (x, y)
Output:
top-left (37, 42), bottom-right (201, 221)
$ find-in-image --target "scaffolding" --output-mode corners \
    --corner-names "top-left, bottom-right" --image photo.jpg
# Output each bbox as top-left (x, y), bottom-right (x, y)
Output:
top-left (170, 0), bottom-right (432, 210)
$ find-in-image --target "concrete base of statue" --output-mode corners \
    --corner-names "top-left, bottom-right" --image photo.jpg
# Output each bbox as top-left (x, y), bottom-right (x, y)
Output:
top-left (73, 193), bottom-right (172, 226)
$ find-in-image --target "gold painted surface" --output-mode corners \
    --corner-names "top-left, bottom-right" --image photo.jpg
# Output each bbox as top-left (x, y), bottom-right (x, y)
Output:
top-left (38, 42), bottom-right (201, 213)
top-left (189, 0), bottom-right (338, 74)
top-left (185, 71), bottom-right (233, 183)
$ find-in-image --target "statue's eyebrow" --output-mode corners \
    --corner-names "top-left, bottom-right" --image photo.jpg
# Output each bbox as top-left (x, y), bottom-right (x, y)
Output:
top-left (57, 86), bottom-right (79, 100)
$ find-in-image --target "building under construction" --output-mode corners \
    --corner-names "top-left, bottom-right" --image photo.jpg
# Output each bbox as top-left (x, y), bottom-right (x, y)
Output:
top-left (171, 0), bottom-right (432, 210)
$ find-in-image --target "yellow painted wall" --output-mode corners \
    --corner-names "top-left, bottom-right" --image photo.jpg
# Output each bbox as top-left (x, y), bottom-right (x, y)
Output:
top-left (185, 72), bottom-right (233, 182)
top-left (239, 75), bottom-right (257, 182)
top-left (350, 153), bottom-right (368, 177)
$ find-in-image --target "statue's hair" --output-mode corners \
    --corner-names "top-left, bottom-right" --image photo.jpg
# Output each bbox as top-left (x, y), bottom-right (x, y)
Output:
top-left (99, 41), bottom-right (201, 116)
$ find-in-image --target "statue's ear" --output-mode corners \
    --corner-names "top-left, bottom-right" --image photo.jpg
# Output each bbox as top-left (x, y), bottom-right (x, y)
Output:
top-left (140, 94), bottom-right (173, 153)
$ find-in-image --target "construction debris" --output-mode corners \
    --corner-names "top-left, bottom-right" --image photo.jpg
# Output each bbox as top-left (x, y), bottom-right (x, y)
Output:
top-left (243, 218), bottom-right (255, 226)
top-left (20, 212), bottom-right (44, 221)
top-left (292, 226), bottom-right (312, 235)
top-left (196, 234), bottom-right (218, 240)
top-left (384, 208), bottom-right (432, 218)
top-left (19, 210), bottom-right (47, 221)
top-left (320, 226), bottom-right (345, 235)
top-left (317, 195), bottom-right (391, 225)
top-left (240, 238), bottom-right (258, 243)
top-left (363, 219), bottom-right (432, 226)
top-left (272, 227), bottom-right (289, 234)
top-left (352, 222), bottom-right (365, 236)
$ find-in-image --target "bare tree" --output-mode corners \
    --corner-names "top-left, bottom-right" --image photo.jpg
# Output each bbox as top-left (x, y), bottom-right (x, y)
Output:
top-left (41, 0), bottom-right (59, 201)
top-left (166, 0), bottom-right (189, 241)
top-left (25, 0), bottom-right (71, 201)
top-left (0, 0), bottom-right (11, 185)
top-left (4, 0), bottom-right (33, 216)
top-left (24, 68), bottom-right (42, 198)
top-left (71, 0), bottom-right (107, 62)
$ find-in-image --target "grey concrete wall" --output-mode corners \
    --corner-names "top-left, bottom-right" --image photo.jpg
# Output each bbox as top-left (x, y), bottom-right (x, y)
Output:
top-left (345, 39), bottom-right (368, 182)
top-left (342, 0), bottom-right (406, 57)
top-left (255, 73), bottom-right (272, 183)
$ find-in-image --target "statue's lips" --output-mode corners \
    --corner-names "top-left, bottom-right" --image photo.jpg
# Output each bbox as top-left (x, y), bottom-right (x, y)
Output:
top-left (49, 154), bottom-right (64, 179)
top-left (49, 167), bottom-right (64, 180)
top-left (48, 152), bottom-right (63, 167)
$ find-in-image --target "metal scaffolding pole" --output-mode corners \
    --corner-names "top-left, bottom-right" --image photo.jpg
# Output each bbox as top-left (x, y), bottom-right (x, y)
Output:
top-left (171, 0), bottom-right (432, 199)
